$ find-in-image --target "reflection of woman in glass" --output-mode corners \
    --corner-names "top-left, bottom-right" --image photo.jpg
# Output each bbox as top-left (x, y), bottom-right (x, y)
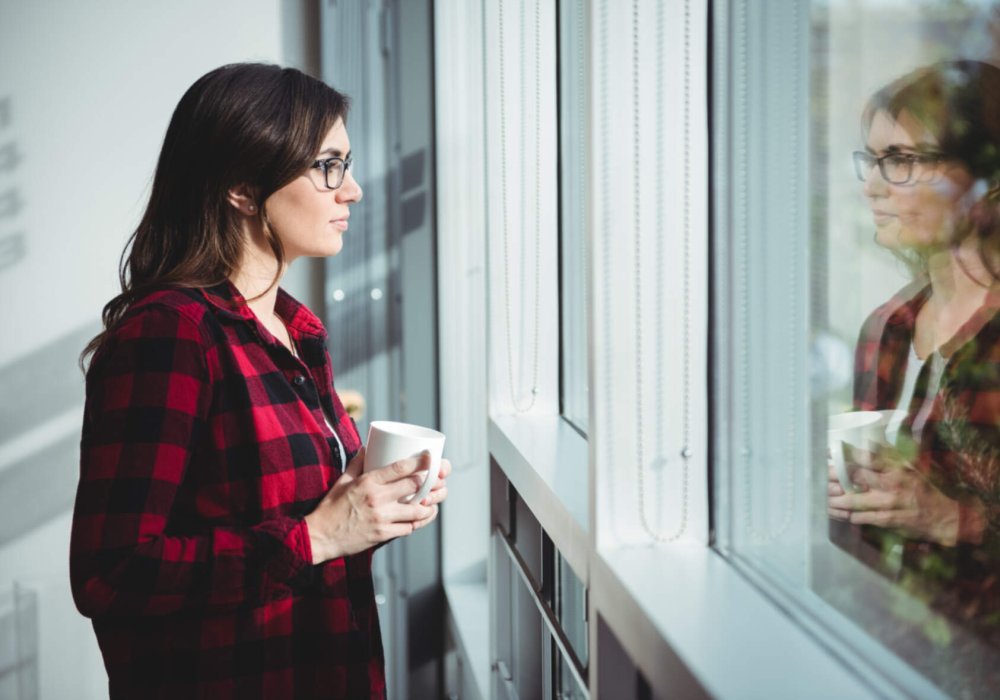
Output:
top-left (828, 60), bottom-right (1000, 636)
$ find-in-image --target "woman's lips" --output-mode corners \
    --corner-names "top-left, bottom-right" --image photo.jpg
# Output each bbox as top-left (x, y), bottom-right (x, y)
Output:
top-left (331, 218), bottom-right (349, 231)
top-left (872, 210), bottom-right (896, 225)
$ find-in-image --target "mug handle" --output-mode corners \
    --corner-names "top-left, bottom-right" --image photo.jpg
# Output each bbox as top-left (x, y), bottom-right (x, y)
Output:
top-left (831, 438), bottom-right (860, 494)
top-left (404, 454), bottom-right (440, 504)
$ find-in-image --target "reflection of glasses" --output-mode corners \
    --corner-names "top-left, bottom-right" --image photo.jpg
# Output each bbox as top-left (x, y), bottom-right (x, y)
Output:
top-left (852, 150), bottom-right (946, 185)
top-left (310, 154), bottom-right (353, 189)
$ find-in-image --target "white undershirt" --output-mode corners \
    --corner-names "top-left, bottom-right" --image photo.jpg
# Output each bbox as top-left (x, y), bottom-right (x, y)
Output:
top-left (889, 343), bottom-right (946, 445)
top-left (321, 409), bottom-right (347, 469)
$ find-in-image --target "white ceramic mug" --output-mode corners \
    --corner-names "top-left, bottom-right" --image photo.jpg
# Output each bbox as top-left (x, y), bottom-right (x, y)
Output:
top-left (364, 420), bottom-right (446, 504)
top-left (827, 411), bottom-right (884, 493)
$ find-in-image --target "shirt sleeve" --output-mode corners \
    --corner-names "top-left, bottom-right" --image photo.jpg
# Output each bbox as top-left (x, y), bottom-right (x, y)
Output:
top-left (70, 305), bottom-right (313, 619)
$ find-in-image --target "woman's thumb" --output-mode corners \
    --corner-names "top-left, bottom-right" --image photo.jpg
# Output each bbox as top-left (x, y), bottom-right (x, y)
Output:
top-left (346, 446), bottom-right (366, 477)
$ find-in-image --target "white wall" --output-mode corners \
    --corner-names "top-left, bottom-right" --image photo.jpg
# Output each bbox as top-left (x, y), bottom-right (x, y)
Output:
top-left (0, 0), bottom-right (286, 366)
top-left (0, 1), bottom-right (286, 696)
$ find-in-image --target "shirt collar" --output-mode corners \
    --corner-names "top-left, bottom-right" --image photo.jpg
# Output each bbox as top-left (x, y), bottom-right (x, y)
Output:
top-left (275, 287), bottom-right (328, 340)
top-left (941, 287), bottom-right (1000, 357)
top-left (199, 279), bottom-right (328, 341)
top-left (880, 278), bottom-right (1000, 357)
top-left (882, 278), bottom-right (931, 329)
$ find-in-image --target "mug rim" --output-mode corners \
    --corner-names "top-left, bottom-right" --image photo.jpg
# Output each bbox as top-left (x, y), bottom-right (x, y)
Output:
top-left (828, 410), bottom-right (883, 431)
top-left (368, 420), bottom-right (445, 441)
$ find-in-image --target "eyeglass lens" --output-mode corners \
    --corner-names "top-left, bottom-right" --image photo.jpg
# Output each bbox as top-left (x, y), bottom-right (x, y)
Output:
top-left (325, 160), bottom-right (346, 189)
top-left (852, 152), bottom-right (917, 185)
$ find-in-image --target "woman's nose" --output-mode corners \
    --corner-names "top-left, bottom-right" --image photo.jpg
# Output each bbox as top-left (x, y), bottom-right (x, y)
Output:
top-left (862, 166), bottom-right (889, 197)
top-left (337, 170), bottom-right (363, 204)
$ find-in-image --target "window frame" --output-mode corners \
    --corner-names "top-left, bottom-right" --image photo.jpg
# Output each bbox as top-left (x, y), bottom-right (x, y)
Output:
top-left (436, 0), bottom-right (940, 697)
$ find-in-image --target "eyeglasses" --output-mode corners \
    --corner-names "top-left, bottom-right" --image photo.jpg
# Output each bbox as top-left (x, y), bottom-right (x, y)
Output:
top-left (852, 150), bottom-right (946, 185)
top-left (310, 154), bottom-right (353, 190)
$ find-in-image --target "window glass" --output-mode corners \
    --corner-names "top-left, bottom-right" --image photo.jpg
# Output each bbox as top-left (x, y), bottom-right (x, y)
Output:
top-left (558, 0), bottom-right (589, 434)
top-left (556, 553), bottom-right (588, 669)
top-left (715, 1), bottom-right (1000, 695)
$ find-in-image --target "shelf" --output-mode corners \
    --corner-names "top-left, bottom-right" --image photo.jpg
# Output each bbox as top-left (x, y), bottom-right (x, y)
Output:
top-left (488, 414), bottom-right (590, 583)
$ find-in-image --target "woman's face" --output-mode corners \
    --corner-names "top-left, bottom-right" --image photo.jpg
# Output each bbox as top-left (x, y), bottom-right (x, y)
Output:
top-left (264, 118), bottom-right (362, 261)
top-left (862, 109), bottom-right (975, 252)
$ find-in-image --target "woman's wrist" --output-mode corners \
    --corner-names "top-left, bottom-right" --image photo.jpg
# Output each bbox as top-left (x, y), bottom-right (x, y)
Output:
top-left (957, 497), bottom-right (988, 546)
top-left (303, 513), bottom-right (340, 564)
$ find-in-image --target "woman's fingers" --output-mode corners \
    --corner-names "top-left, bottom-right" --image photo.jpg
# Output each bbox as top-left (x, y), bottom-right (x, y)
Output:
top-left (852, 463), bottom-right (921, 496)
top-left (379, 455), bottom-right (448, 502)
top-left (828, 506), bottom-right (852, 520)
top-left (852, 465), bottom-right (902, 492)
top-left (344, 446), bottom-right (366, 478)
top-left (381, 501), bottom-right (437, 524)
top-left (436, 458), bottom-right (452, 480)
top-left (376, 521), bottom-right (420, 541)
top-left (383, 474), bottom-right (446, 504)
top-left (419, 484), bottom-right (447, 507)
top-left (829, 488), bottom-right (899, 512)
top-left (355, 454), bottom-right (446, 508)
top-left (380, 472), bottom-right (430, 502)
top-left (411, 505), bottom-right (439, 531)
top-left (849, 509), bottom-right (900, 528)
top-left (371, 452), bottom-right (432, 484)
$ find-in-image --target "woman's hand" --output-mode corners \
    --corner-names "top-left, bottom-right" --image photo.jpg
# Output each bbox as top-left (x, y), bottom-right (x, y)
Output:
top-left (304, 448), bottom-right (450, 563)
top-left (417, 456), bottom-right (450, 507)
top-left (827, 450), bottom-right (961, 546)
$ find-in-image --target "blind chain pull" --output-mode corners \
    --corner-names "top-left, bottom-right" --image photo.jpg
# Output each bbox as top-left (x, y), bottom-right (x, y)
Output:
top-left (633, 0), bottom-right (691, 543)
top-left (499, 0), bottom-right (542, 413)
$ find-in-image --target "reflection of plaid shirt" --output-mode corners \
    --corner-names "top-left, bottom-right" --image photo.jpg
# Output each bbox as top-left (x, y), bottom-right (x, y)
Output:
top-left (851, 279), bottom-right (1000, 629)
top-left (70, 282), bottom-right (384, 699)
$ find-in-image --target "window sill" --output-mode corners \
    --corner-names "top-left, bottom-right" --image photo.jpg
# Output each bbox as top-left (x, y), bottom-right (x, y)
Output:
top-left (488, 413), bottom-right (589, 581)
top-left (592, 544), bottom-right (880, 699)
top-left (443, 578), bottom-right (490, 700)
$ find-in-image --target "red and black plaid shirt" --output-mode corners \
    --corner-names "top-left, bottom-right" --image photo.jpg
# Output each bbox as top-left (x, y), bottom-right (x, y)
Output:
top-left (70, 281), bottom-right (385, 699)
top-left (849, 279), bottom-right (1000, 636)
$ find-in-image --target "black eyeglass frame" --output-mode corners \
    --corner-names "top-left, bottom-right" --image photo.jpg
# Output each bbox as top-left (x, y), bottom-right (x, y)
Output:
top-left (852, 150), bottom-right (947, 185)
top-left (310, 154), bottom-right (354, 190)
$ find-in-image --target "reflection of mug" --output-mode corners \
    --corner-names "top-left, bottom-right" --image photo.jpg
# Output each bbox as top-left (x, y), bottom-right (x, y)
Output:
top-left (828, 411), bottom-right (885, 493)
top-left (364, 421), bottom-right (446, 504)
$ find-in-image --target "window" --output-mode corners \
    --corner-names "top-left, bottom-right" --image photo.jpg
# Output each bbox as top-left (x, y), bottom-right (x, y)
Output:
top-left (589, 0), bottom-right (710, 547)
top-left (484, 0), bottom-right (560, 418)
top-left (558, 0), bottom-right (590, 434)
top-left (715, 1), bottom-right (1000, 696)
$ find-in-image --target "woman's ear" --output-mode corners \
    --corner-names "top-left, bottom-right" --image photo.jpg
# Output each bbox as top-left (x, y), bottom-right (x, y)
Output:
top-left (226, 184), bottom-right (258, 216)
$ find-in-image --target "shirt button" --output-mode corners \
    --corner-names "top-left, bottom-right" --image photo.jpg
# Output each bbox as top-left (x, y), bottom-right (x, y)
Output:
top-left (293, 375), bottom-right (306, 386)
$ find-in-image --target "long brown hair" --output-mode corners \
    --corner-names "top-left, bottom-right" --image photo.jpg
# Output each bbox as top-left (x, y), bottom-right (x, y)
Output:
top-left (80, 63), bottom-right (349, 369)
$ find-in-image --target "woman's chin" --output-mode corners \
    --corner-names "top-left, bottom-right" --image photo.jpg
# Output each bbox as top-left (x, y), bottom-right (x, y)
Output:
top-left (873, 222), bottom-right (904, 250)
top-left (314, 236), bottom-right (344, 258)
top-left (874, 226), bottom-right (952, 261)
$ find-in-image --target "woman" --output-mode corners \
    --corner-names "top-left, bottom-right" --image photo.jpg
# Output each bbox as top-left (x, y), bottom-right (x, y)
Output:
top-left (70, 63), bottom-right (449, 699)
top-left (828, 60), bottom-right (1000, 638)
